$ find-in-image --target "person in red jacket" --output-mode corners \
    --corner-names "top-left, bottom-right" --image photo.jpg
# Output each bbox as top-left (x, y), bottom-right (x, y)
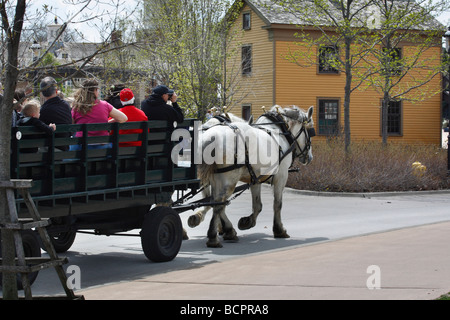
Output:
top-left (115, 88), bottom-right (148, 147)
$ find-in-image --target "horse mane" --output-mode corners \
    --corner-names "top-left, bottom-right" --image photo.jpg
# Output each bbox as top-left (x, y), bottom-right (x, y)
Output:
top-left (202, 112), bottom-right (247, 130)
top-left (267, 105), bottom-right (308, 122)
top-left (223, 113), bottom-right (246, 123)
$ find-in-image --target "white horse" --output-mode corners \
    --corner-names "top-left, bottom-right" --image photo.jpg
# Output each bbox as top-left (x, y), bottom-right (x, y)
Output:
top-left (180, 112), bottom-right (249, 240)
top-left (184, 112), bottom-right (249, 231)
top-left (190, 105), bottom-right (314, 248)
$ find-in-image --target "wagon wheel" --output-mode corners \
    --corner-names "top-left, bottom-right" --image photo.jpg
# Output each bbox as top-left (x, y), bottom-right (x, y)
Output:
top-left (0, 230), bottom-right (42, 289)
top-left (46, 231), bottom-right (76, 253)
top-left (140, 206), bottom-right (183, 262)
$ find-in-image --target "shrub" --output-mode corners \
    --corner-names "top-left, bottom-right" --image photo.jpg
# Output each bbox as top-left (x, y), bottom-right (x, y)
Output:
top-left (287, 139), bottom-right (450, 192)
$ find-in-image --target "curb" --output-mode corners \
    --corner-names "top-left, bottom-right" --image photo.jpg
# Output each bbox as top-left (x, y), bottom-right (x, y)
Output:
top-left (262, 183), bottom-right (450, 198)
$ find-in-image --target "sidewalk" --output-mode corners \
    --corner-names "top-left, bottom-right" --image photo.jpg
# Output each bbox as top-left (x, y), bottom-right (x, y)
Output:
top-left (80, 221), bottom-right (450, 300)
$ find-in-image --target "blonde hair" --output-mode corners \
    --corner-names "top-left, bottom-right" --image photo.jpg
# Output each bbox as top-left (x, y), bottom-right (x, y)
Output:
top-left (22, 100), bottom-right (41, 117)
top-left (72, 79), bottom-right (99, 115)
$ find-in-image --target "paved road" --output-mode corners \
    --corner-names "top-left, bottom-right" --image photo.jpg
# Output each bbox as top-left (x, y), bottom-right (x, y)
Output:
top-left (3, 185), bottom-right (450, 298)
top-left (81, 221), bottom-right (450, 301)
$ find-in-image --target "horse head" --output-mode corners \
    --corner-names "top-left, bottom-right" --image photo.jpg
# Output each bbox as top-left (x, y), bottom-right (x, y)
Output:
top-left (280, 105), bottom-right (315, 165)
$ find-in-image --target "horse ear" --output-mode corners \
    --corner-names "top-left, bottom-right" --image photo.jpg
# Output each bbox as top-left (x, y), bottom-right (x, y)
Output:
top-left (247, 115), bottom-right (254, 125)
top-left (308, 106), bottom-right (314, 120)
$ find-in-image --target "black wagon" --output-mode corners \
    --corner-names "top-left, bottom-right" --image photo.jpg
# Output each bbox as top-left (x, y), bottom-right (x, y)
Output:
top-left (8, 120), bottom-right (199, 272)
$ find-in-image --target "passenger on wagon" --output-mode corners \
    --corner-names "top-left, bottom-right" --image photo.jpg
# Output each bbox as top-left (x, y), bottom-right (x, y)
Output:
top-left (39, 76), bottom-right (73, 150)
top-left (114, 88), bottom-right (148, 147)
top-left (141, 85), bottom-right (184, 123)
top-left (105, 83), bottom-right (126, 109)
top-left (18, 100), bottom-right (56, 153)
top-left (71, 79), bottom-right (127, 150)
top-left (12, 88), bottom-right (26, 127)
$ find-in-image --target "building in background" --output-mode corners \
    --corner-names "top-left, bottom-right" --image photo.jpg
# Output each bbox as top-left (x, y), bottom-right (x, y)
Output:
top-left (225, 0), bottom-right (444, 145)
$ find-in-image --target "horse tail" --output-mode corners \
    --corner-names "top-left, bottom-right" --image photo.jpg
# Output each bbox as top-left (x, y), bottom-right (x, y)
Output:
top-left (197, 162), bottom-right (217, 186)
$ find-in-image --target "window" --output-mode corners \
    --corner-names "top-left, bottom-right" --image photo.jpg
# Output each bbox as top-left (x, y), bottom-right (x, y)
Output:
top-left (318, 46), bottom-right (339, 74)
top-left (63, 80), bottom-right (73, 91)
top-left (382, 47), bottom-right (402, 76)
top-left (243, 12), bottom-right (251, 30)
top-left (384, 100), bottom-right (402, 136)
top-left (318, 99), bottom-right (340, 135)
top-left (242, 105), bottom-right (252, 121)
top-left (242, 45), bottom-right (252, 75)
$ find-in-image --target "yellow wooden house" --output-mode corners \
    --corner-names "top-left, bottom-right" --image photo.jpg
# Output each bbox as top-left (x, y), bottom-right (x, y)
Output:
top-left (225, 0), bottom-right (443, 145)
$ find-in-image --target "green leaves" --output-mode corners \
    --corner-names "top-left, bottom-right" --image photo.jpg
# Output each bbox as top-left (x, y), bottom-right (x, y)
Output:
top-left (139, 0), bottom-right (230, 119)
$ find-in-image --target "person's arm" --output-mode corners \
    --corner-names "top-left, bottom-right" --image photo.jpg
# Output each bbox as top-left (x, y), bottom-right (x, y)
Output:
top-left (171, 102), bottom-right (184, 123)
top-left (169, 93), bottom-right (184, 122)
top-left (108, 107), bottom-right (128, 123)
top-left (32, 118), bottom-right (55, 136)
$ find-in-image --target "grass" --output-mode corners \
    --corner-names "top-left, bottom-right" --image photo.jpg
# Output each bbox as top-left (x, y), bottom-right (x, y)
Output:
top-left (437, 293), bottom-right (450, 300)
top-left (287, 139), bottom-right (450, 193)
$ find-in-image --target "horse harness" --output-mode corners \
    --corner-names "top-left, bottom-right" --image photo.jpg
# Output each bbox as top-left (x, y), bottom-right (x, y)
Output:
top-left (256, 112), bottom-right (315, 165)
top-left (206, 112), bottom-right (315, 186)
top-left (208, 115), bottom-right (258, 183)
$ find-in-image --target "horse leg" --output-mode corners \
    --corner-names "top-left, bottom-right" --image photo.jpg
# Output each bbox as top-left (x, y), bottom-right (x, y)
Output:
top-left (188, 186), bottom-right (212, 228)
top-left (188, 186), bottom-right (224, 235)
top-left (220, 210), bottom-right (238, 242)
top-left (207, 205), bottom-right (224, 248)
top-left (238, 184), bottom-right (262, 230)
top-left (206, 182), bottom-right (238, 247)
top-left (207, 205), bottom-right (238, 247)
top-left (272, 175), bottom-right (290, 239)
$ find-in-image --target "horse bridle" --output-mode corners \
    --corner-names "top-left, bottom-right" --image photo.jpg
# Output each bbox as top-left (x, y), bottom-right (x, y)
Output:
top-left (289, 117), bottom-right (315, 163)
top-left (257, 111), bottom-right (315, 165)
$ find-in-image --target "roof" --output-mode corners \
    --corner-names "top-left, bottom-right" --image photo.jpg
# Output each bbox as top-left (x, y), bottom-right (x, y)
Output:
top-left (241, 0), bottom-right (444, 31)
top-left (58, 43), bottom-right (100, 61)
top-left (243, 0), bottom-right (301, 25)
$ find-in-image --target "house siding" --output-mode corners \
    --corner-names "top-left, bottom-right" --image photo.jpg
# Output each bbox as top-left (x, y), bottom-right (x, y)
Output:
top-left (274, 41), bottom-right (442, 144)
top-left (226, 1), bottom-right (442, 145)
top-left (226, 4), bottom-right (274, 118)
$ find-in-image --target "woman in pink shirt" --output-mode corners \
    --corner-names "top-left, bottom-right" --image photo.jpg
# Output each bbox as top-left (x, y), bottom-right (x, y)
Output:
top-left (71, 79), bottom-right (127, 150)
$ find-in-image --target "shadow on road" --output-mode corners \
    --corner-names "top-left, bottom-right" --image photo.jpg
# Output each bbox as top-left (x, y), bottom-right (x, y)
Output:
top-left (180, 233), bottom-right (329, 257)
top-left (19, 233), bottom-right (328, 296)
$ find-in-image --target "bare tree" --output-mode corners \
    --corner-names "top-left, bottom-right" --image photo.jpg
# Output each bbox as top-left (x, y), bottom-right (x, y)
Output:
top-left (360, 0), bottom-right (446, 145)
top-left (270, 0), bottom-right (377, 152)
top-left (0, 0), bottom-right (137, 299)
top-left (137, 0), bottom-right (264, 120)
top-left (136, 0), bottom-right (223, 118)
top-left (0, 0), bottom-right (27, 299)
top-left (266, 0), bottom-right (447, 149)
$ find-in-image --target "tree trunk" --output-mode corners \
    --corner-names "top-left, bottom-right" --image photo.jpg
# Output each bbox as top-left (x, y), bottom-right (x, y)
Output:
top-left (381, 34), bottom-right (393, 146)
top-left (1, 0), bottom-right (27, 300)
top-left (343, 38), bottom-right (352, 153)
top-left (382, 93), bottom-right (389, 145)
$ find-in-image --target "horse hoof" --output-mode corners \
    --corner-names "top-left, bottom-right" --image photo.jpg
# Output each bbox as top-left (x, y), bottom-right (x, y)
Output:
top-left (224, 235), bottom-right (239, 242)
top-left (182, 228), bottom-right (189, 240)
top-left (238, 217), bottom-right (255, 230)
top-left (206, 239), bottom-right (223, 248)
top-left (274, 230), bottom-right (290, 239)
top-left (223, 230), bottom-right (239, 242)
top-left (188, 214), bottom-right (200, 228)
